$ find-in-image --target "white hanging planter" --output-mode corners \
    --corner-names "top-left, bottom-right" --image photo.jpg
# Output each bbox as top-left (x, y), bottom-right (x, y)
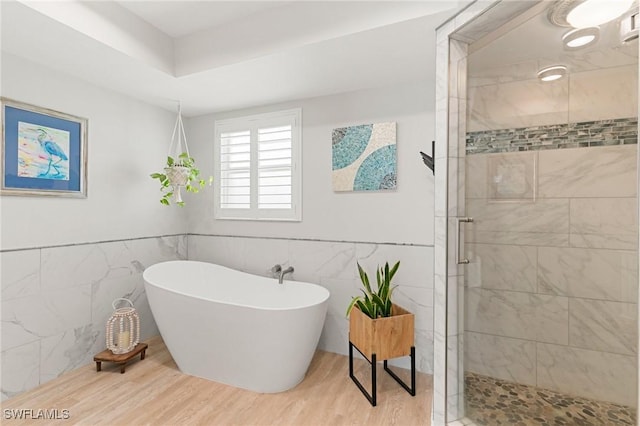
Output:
top-left (164, 164), bottom-right (189, 204)
top-left (150, 103), bottom-right (210, 206)
top-left (164, 164), bottom-right (189, 187)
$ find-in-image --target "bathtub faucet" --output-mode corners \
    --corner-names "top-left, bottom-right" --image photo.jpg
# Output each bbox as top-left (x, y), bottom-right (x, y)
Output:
top-left (278, 266), bottom-right (294, 284)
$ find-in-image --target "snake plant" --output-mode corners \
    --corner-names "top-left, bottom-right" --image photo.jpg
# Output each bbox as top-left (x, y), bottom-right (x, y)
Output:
top-left (346, 261), bottom-right (400, 319)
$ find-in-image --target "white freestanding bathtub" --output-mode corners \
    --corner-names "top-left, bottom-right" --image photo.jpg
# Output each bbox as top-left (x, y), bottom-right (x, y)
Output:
top-left (143, 260), bottom-right (330, 393)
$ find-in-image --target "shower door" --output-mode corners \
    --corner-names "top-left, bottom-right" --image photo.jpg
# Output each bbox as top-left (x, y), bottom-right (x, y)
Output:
top-left (454, 2), bottom-right (640, 425)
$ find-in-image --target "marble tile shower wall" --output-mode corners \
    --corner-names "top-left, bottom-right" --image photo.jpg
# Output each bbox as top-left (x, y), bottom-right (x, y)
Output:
top-left (464, 144), bottom-right (638, 407)
top-left (0, 235), bottom-right (187, 400)
top-left (467, 65), bottom-right (638, 133)
top-left (187, 235), bottom-right (435, 374)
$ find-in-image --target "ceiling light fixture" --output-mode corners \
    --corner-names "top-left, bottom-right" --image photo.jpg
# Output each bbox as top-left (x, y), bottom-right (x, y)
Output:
top-left (537, 65), bottom-right (567, 82)
top-left (621, 11), bottom-right (639, 43)
top-left (562, 27), bottom-right (599, 49)
top-left (566, 0), bottom-right (634, 28)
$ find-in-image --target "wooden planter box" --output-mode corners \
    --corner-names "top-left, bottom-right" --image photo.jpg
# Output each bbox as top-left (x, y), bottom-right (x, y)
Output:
top-left (349, 303), bottom-right (414, 361)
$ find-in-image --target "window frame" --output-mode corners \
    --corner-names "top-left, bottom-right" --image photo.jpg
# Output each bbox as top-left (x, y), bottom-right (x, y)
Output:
top-left (213, 108), bottom-right (302, 221)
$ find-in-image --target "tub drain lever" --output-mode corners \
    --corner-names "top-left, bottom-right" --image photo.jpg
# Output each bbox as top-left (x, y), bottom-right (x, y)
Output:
top-left (271, 264), bottom-right (282, 277)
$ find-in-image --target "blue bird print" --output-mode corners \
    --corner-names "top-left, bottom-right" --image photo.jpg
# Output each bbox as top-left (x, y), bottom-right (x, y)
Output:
top-left (37, 129), bottom-right (68, 177)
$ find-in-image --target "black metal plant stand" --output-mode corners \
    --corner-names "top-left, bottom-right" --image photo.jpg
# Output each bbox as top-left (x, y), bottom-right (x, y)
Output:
top-left (348, 340), bottom-right (416, 407)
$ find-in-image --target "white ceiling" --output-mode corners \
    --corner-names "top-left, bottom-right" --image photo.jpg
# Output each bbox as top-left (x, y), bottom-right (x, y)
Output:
top-left (115, 1), bottom-right (294, 38)
top-left (1, 0), bottom-right (467, 116)
top-left (4, 1), bottom-right (636, 117)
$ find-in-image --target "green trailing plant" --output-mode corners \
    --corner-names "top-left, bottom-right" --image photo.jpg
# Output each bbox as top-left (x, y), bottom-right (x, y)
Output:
top-left (346, 261), bottom-right (400, 319)
top-left (150, 152), bottom-right (212, 207)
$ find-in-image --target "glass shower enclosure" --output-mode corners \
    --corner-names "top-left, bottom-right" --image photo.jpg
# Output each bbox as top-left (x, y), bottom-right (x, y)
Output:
top-left (433, 0), bottom-right (639, 424)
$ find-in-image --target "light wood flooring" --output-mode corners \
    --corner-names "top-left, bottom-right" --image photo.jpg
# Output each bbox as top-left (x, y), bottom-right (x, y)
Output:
top-left (2, 336), bottom-right (433, 425)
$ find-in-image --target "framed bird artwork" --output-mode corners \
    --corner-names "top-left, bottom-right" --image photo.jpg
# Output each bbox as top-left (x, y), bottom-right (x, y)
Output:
top-left (1, 98), bottom-right (87, 197)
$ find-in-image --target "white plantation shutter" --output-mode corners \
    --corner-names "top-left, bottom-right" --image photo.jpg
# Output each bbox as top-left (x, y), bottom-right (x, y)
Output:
top-left (220, 130), bottom-right (251, 209)
top-left (214, 109), bottom-right (301, 221)
top-left (258, 125), bottom-right (292, 209)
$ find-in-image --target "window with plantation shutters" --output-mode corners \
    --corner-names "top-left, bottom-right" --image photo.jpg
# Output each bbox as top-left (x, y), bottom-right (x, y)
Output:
top-left (214, 109), bottom-right (301, 221)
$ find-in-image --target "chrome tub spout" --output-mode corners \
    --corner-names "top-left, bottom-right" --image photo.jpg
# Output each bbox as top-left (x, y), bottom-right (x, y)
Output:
top-left (279, 266), bottom-right (294, 284)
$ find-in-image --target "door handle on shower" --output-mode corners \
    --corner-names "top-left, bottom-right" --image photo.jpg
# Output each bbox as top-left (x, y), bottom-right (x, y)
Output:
top-left (456, 217), bottom-right (474, 265)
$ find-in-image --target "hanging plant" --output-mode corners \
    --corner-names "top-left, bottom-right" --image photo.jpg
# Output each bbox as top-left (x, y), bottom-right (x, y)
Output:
top-left (150, 103), bottom-right (211, 207)
top-left (150, 153), bottom-right (209, 206)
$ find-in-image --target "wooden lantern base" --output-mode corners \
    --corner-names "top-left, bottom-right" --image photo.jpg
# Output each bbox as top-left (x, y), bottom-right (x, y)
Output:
top-left (94, 343), bottom-right (148, 374)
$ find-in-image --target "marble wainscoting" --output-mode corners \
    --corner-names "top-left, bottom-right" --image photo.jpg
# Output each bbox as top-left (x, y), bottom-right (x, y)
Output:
top-left (187, 235), bottom-right (435, 374)
top-left (1, 235), bottom-right (186, 400)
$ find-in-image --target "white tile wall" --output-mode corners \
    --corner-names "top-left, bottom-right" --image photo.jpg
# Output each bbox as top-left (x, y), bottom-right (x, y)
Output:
top-left (569, 298), bottom-right (637, 356)
top-left (464, 145), bottom-right (638, 407)
top-left (536, 343), bottom-right (636, 406)
top-left (468, 78), bottom-right (569, 132)
top-left (468, 66), bottom-right (638, 132)
top-left (465, 244), bottom-right (537, 292)
top-left (464, 332), bottom-right (536, 386)
top-left (40, 324), bottom-right (99, 385)
top-left (2, 286), bottom-right (92, 351)
top-left (538, 246), bottom-right (638, 302)
top-left (0, 235), bottom-right (186, 400)
top-left (1, 250), bottom-right (40, 300)
top-left (569, 197), bottom-right (638, 250)
top-left (1, 341), bottom-right (40, 400)
top-left (538, 145), bottom-right (637, 198)
top-left (569, 66), bottom-right (639, 123)
top-left (466, 289), bottom-right (569, 344)
top-left (466, 198), bottom-right (570, 235)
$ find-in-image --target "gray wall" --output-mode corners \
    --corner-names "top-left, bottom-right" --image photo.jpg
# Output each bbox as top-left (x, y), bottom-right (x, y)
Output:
top-left (1, 54), bottom-right (187, 251)
top-left (185, 81), bottom-right (435, 245)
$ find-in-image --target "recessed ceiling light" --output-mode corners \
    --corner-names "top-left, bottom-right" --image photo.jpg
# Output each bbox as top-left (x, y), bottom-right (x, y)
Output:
top-left (621, 11), bottom-right (639, 43)
top-left (562, 27), bottom-right (599, 49)
top-left (566, 0), bottom-right (634, 28)
top-left (537, 66), bottom-right (567, 82)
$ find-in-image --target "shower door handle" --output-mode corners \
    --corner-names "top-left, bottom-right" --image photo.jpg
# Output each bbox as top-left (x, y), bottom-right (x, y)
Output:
top-left (456, 217), bottom-right (474, 264)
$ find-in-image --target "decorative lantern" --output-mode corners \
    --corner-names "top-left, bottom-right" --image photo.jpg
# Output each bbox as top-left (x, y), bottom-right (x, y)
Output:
top-left (106, 298), bottom-right (140, 355)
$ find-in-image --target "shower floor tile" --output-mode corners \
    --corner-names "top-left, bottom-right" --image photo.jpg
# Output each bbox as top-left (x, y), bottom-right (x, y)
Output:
top-left (465, 373), bottom-right (636, 425)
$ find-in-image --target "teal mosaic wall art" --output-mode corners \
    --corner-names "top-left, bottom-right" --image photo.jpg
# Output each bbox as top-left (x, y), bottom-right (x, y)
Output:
top-left (332, 122), bottom-right (396, 192)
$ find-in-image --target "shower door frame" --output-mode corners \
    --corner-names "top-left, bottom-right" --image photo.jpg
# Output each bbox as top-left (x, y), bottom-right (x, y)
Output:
top-left (432, 0), bottom-right (640, 424)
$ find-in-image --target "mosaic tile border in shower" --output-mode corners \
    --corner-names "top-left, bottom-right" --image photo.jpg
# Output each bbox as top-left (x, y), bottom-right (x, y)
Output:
top-left (466, 117), bottom-right (638, 154)
top-left (465, 372), bottom-right (637, 425)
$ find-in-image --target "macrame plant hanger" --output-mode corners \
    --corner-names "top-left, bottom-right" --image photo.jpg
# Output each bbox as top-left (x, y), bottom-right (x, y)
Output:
top-left (165, 102), bottom-right (191, 203)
